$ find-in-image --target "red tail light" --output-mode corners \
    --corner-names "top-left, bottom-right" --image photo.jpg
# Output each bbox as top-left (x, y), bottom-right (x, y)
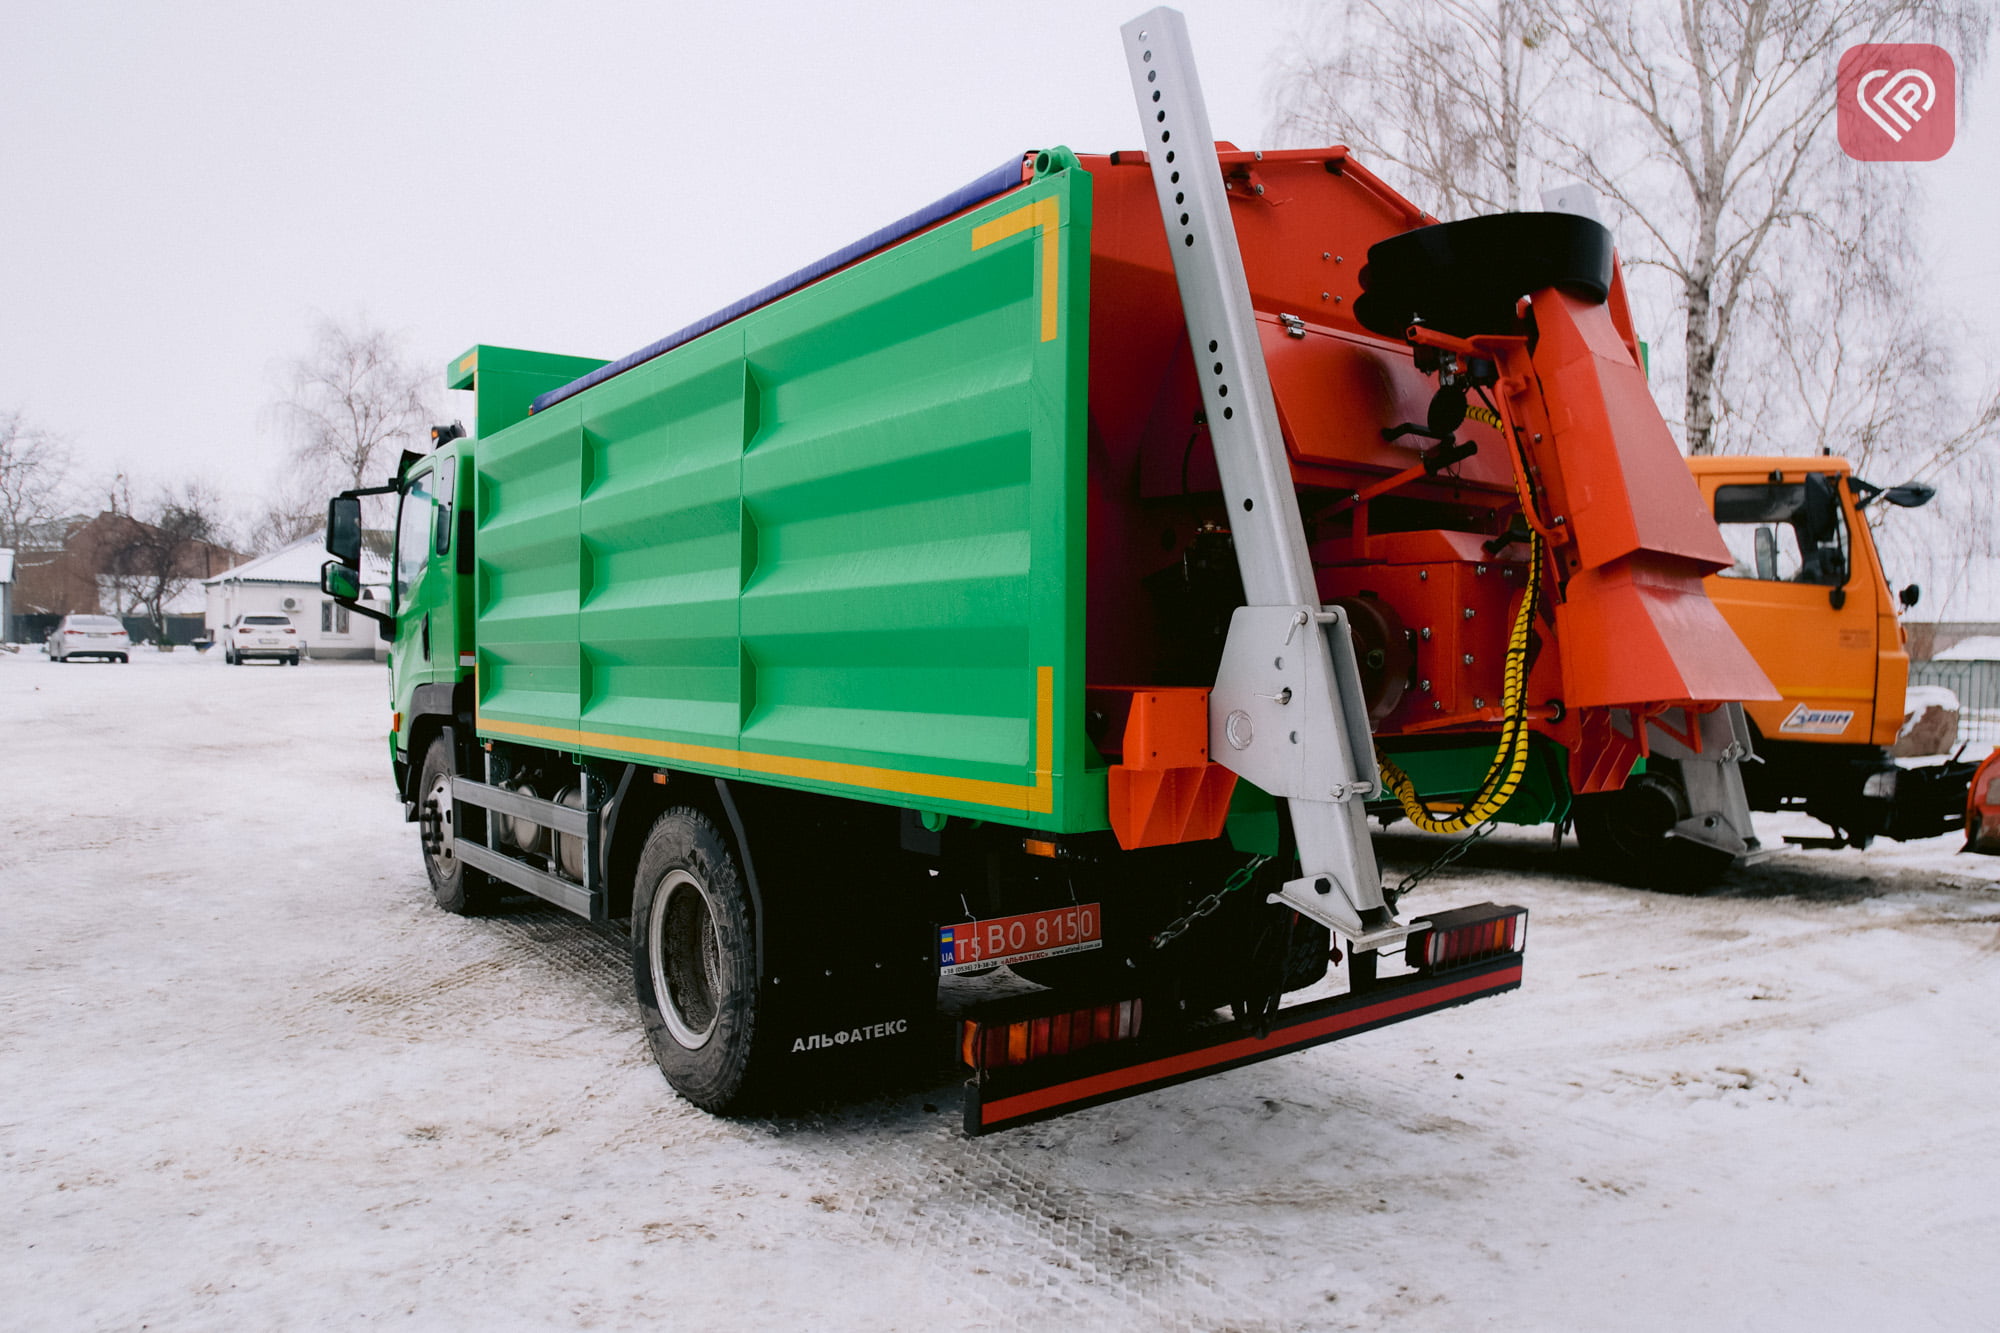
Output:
top-left (960, 999), bottom-right (1143, 1072)
top-left (1405, 904), bottom-right (1527, 971)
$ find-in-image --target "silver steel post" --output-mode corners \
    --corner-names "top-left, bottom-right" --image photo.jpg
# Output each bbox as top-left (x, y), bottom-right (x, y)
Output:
top-left (1120, 8), bottom-right (1400, 945)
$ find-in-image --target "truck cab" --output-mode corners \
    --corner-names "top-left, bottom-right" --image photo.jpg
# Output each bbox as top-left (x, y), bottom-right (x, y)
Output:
top-left (1686, 455), bottom-right (1962, 845)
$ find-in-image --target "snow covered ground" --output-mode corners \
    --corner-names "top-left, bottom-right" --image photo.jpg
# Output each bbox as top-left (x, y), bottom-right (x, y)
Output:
top-left (5, 649), bottom-right (1999, 1331)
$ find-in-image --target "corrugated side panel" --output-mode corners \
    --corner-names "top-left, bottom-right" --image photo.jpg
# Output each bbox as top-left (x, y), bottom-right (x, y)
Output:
top-left (474, 406), bottom-right (583, 739)
top-left (474, 165), bottom-right (1099, 832)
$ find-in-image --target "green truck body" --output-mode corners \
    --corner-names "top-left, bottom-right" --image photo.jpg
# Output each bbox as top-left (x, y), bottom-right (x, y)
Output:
top-left (432, 163), bottom-right (1099, 834)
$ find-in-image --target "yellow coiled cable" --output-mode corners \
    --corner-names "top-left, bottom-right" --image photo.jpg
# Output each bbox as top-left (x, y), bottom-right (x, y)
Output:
top-left (1378, 528), bottom-right (1543, 833)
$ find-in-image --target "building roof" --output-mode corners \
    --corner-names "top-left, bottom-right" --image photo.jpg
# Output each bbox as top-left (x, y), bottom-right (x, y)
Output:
top-left (1935, 635), bottom-right (2000, 663)
top-left (203, 533), bottom-right (390, 587)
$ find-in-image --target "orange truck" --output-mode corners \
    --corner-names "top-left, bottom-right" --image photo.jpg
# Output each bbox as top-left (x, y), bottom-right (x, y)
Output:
top-left (1576, 454), bottom-right (1973, 862)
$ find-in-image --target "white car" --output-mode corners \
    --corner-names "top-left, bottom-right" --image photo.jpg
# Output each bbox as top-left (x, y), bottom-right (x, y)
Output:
top-left (48, 614), bottom-right (131, 663)
top-left (224, 614), bottom-right (302, 666)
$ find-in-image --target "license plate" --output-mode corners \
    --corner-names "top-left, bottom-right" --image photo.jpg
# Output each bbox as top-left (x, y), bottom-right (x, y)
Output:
top-left (259, 638), bottom-right (279, 645)
top-left (940, 904), bottom-right (1102, 974)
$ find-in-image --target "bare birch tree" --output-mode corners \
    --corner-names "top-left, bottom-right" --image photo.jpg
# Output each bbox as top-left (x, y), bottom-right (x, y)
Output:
top-left (1543, 0), bottom-right (1987, 456)
top-left (275, 318), bottom-right (434, 491)
top-left (1271, 0), bottom-right (1555, 220)
top-left (0, 410), bottom-right (73, 549)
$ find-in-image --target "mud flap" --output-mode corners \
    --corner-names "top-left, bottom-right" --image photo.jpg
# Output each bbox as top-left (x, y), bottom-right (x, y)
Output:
top-left (723, 784), bottom-right (938, 1091)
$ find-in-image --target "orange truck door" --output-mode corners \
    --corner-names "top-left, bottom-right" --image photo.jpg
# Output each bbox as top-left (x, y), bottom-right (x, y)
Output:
top-left (1694, 461), bottom-right (1882, 746)
top-left (1688, 462), bottom-right (1888, 740)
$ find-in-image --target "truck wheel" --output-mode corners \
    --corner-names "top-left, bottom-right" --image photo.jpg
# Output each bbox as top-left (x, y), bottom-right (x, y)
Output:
top-left (632, 807), bottom-right (768, 1113)
top-left (417, 734), bottom-right (495, 915)
top-left (1572, 768), bottom-right (1733, 891)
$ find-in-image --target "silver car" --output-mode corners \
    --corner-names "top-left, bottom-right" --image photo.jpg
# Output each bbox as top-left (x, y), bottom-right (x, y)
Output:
top-left (48, 614), bottom-right (131, 663)
top-left (224, 614), bottom-right (302, 665)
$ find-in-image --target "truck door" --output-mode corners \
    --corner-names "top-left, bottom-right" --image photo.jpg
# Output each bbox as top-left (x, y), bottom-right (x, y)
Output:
top-left (1699, 468), bottom-right (1878, 744)
top-left (391, 463), bottom-right (462, 713)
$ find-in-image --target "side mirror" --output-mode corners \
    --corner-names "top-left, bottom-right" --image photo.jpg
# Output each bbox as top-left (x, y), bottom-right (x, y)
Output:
top-left (321, 561), bottom-right (361, 601)
top-left (1754, 525), bottom-right (1779, 580)
top-left (1883, 482), bottom-right (1935, 509)
top-left (1901, 583), bottom-right (1922, 609)
top-left (326, 496), bottom-right (363, 567)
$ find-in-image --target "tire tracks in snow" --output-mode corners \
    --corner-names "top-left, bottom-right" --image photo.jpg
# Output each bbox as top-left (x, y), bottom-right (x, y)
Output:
top-left (774, 1112), bottom-right (1288, 1332)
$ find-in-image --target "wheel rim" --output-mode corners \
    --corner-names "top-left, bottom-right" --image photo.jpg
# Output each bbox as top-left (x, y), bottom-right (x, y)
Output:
top-left (649, 869), bottom-right (724, 1050)
top-left (422, 773), bottom-right (457, 874)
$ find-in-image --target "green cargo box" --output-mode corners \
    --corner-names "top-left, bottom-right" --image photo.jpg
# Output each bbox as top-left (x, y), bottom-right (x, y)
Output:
top-left (466, 163), bottom-right (1103, 833)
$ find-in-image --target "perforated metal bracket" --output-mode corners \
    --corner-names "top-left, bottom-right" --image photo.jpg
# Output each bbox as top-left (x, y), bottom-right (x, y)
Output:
top-left (1124, 9), bottom-right (1393, 946)
top-left (1119, 9), bottom-right (1315, 608)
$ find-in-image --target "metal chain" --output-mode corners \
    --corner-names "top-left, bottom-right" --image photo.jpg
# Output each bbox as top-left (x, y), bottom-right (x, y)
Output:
top-left (1391, 819), bottom-right (1498, 899)
top-left (1151, 854), bottom-right (1273, 950)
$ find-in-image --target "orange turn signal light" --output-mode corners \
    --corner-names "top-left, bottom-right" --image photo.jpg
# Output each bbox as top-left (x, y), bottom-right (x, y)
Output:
top-left (959, 999), bottom-right (1143, 1072)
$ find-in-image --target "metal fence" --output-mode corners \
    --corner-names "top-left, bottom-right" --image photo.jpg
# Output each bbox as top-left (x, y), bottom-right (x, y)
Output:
top-left (8, 613), bottom-right (206, 646)
top-left (1910, 659), bottom-right (2000, 748)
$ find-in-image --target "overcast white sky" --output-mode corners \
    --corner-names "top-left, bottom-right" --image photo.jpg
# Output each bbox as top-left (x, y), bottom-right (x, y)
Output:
top-left (3, 1), bottom-right (1994, 528)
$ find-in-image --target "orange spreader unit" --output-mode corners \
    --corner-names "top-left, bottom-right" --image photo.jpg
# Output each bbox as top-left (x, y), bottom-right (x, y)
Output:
top-left (1074, 147), bottom-right (1773, 821)
top-left (1478, 288), bottom-right (1774, 712)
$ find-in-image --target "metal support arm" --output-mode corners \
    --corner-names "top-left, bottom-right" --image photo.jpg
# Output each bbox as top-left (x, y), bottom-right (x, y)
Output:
top-left (1121, 8), bottom-right (1398, 947)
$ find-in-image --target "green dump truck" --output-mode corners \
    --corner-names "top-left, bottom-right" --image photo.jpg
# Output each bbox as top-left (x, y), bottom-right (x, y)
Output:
top-left (318, 10), bottom-right (1777, 1133)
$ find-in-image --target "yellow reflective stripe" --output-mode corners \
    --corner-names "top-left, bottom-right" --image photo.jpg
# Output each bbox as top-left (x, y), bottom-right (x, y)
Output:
top-left (971, 196), bottom-right (1061, 342)
top-left (479, 666), bottom-right (1055, 815)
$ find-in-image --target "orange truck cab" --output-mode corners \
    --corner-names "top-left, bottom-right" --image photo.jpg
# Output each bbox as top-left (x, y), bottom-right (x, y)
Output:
top-left (1686, 455), bottom-right (1971, 847)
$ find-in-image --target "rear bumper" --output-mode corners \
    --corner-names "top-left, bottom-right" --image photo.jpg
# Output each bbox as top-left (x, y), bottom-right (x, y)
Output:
top-left (964, 951), bottom-right (1523, 1135)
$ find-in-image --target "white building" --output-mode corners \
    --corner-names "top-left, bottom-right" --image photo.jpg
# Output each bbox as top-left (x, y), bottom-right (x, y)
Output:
top-left (202, 535), bottom-right (389, 661)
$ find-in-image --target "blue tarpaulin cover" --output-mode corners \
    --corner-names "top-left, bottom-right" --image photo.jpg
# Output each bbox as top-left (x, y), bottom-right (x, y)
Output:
top-left (529, 155), bottom-right (1030, 415)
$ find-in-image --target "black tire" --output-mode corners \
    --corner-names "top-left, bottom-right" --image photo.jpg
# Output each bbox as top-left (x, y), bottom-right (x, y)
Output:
top-left (416, 733), bottom-right (495, 915)
top-left (290, 654), bottom-right (301, 666)
top-left (224, 646), bottom-right (236, 664)
top-left (117, 654), bottom-right (128, 664)
top-left (1572, 767), bottom-right (1734, 891)
top-left (1354, 211), bottom-right (1616, 339)
top-left (631, 806), bottom-right (769, 1113)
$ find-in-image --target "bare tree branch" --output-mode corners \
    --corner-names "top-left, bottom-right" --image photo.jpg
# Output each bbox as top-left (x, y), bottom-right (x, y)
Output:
top-left (0, 410), bottom-right (73, 550)
top-left (99, 480), bottom-right (232, 642)
top-left (274, 317), bottom-right (435, 491)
